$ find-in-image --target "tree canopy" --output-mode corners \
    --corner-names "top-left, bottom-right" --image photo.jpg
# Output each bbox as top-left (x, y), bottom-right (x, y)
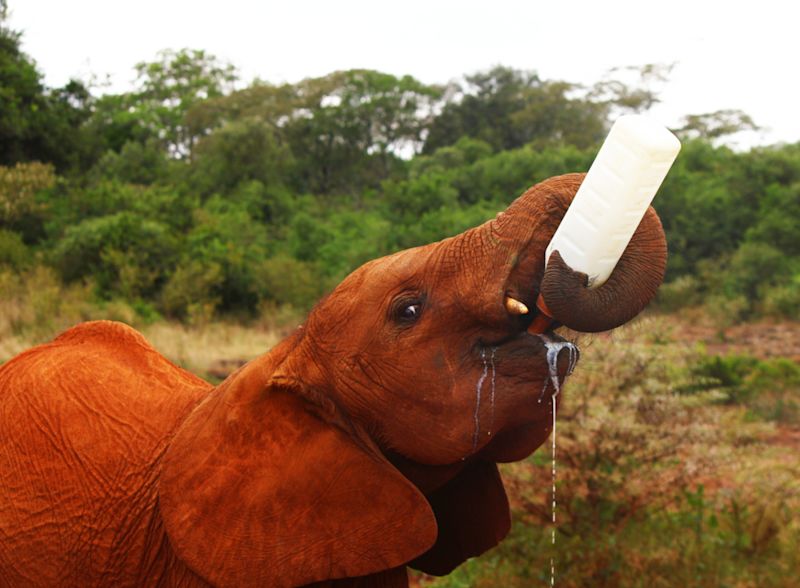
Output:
top-left (1, 16), bottom-right (796, 324)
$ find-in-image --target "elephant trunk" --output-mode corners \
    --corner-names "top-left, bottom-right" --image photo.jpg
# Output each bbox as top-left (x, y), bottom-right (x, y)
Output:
top-left (467, 173), bottom-right (667, 333)
top-left (539, 210), bottom-right (667, 332)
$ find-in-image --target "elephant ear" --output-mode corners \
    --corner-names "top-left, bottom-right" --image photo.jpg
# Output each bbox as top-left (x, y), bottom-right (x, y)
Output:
top-left (158, 350), bottom-right (437, 588)
top-left (410, 461), bottom-right (511, 575)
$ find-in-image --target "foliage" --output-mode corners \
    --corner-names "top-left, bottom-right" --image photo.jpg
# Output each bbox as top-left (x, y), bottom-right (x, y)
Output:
top-left (680, 352), bottom-right (800, 424)
top-left (423, 66), bottom-right (608, 154)
top-left (676, 109), bottom-right (760, 142)
top-left (253, 254), bottom-right (324, 311)
top-left (91, 139), bottom-right (170, 185)
top-left (0, 22), bottom-right (798, 323)
top-left (0, 161), bottom-right (55, 225)
top-left (0, 17), bottom-right (92, 171)
top-left (0, 228), bottom-right (29, 269)
top-left (159, 259), bottom-right (222, 323)
top-left (52, 211), bottom-right (179, 299)
top-left (132, 49), bottom-right (238, 158)
top-left (189, 117), bottom-right (293, 201)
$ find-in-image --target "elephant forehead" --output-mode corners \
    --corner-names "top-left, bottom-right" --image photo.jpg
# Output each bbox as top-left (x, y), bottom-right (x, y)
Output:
top-left (361, 245), bottom-right (436, 284)
top-left (322, 246), bottom-right (436, 310)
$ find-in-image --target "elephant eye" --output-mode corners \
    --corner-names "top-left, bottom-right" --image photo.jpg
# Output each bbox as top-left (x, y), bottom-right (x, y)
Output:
top-left (391, 296), bottom-right (424, 325)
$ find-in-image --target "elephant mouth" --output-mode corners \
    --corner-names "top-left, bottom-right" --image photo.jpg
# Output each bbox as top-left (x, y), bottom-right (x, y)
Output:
top-left (445, 329), bottom-right (579, 466)
top-left (486, 329), bottom-right (579, 384)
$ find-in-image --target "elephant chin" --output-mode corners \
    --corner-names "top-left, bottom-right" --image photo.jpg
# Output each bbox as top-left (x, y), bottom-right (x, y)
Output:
top-left (477, 420), bottom-right (554, 463)
top-left (385, 418), bottom-right (554, 496)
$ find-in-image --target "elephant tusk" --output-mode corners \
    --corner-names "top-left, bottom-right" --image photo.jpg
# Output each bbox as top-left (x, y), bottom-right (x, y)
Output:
top-left (504, 296), bottom-right (529, 315)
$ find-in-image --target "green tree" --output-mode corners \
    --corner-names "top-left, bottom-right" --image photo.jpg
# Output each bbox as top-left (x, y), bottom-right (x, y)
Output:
top-left (423, 66), bottom-right (609, 154)
top-left (587, 63), bottom-right (673, 117)
top-left (0, 9), bottom-right (92, 170)
top-left (185, 81), bottom-right (300, 139)
top-left (187, 70), bottom-right (440, 195)
top-left (655, 140), bottom-right (758, 278)
top-left (676, 109), bottom-right (759, 142)
top-left (189, 117), bottom-right (293, 199)
top-left (91, 139), bottom-right (169, 185)
top-left (288, 69), bottom-right (441, 194)
top-left (84, 93), bottom-right (160, 156)
top-left (131, 49), bottom-right (238, 158)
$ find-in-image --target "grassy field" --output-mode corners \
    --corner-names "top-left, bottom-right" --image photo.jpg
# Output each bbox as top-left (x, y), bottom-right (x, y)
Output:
top-left (1, 289), bottom-right (798, 586)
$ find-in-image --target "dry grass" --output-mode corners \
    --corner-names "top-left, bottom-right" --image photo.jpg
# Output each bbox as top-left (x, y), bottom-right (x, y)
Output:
top-left (0, 268), bottom-right (298, 377)
top-left (140, 321), bottom-right (284, 379)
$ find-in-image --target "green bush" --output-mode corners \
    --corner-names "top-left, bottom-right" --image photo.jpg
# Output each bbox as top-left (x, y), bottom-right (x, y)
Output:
top-left (762, 276), bottom-right (800, 317)
top-left (159, 260), bottom-right (223, 323)
top-left (0, 229), bottom-right (31, 270)
top-left (745, 358), bottom-right (800, 424)
top-left (680, 354), bottom-right (760, 403)
top-left (381, 172), bottom-right (458, 223)
top-left (45, 181), bottom-right (196, 237)
top-left (655, 274), bottom-right (704, 312)
top-left (745, 182), bottom-right (800, 256)
top-left (181, 196), bottom-right (271, 313)
top-left (724, 242), bottom-right (792, 303)
top-left (52, 211), bottom-right (179, 298)
top-left (681, 353), bottom-right (800, 424)
top-left (254, 254), bottom-right (326, 311)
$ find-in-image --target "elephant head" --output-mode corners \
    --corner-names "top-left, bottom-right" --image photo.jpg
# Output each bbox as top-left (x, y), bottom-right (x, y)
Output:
top-left (158, 173), bottom-right (667, 587)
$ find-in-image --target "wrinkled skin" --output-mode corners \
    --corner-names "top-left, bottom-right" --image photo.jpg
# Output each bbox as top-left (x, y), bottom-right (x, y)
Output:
top-left (0, 174), bottom-right (667, 587)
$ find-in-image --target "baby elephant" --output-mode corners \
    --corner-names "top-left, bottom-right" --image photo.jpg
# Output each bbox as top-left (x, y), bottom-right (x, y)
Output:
top-left (0, 174), bottom-right (666, 587)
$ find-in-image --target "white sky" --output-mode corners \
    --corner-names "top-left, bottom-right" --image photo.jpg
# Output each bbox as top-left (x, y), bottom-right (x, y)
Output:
top-left (7, 0), bottom-right (800, 149)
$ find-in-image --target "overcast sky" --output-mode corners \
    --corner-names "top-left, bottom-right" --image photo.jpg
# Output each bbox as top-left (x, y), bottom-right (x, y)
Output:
top-left (7, 0), bottom-right (799, 148)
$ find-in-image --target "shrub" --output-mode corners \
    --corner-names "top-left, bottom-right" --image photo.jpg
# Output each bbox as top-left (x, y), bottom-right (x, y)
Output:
top-left (0, 229), bottom-right (31, 270)
top-left (723, 242), bottom-right (791, 303)
top-left (762, 275), bottom-right (800, 318)
top-left (681, 353), bottom-right (800, 424)
top-left (0, 162), bottom-right (55, 225)
top-left (419, 323), bottom-right (799, 588)
top-left (0, 266), bottom-right (97, 343)
top-left (182, 197), bottom-right (271, 313)
top-left (744, 358), bottom-right (800, 424)
top-left (704, 293), bottom-right (749, 328)
top-left (254, 255), bottom-right (326, 311)
top-left (655, 274), bottom-right (703, 312)
top-left (159, 260), bottom-right (223, 324)
top-left (52, 211), bottom-right (179, 298)
top-left (679, 354), bottom-right (759, 403)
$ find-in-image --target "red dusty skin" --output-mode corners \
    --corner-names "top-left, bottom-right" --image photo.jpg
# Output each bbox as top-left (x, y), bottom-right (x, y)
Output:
top-left (527, 294), bottom-right (554, 334)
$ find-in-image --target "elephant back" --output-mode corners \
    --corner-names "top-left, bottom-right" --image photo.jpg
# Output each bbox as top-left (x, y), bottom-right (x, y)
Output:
top-left (0, 320), bottom-right (212, 586)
